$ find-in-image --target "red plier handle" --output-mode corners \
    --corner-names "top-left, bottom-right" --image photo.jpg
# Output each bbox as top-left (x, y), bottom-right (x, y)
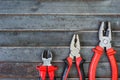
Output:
top-left (107, 47), bottom-right (118, 80)
top-left (36, 66), bottom-right (57, 80)
top-left (89, 46), bottom-right (118, 80)
top-left (37, 66), bottom-right (47, 80)
top-left (62, 57), bottom-right (85, 80)
top-left (48, 66), bottom-right (58, 80)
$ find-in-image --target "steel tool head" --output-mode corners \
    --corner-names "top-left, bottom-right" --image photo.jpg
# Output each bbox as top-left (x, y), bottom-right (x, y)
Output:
top-left (99, 22), bottom-right (112, 49)
top-left (42, 50), bottom-right (52, 66)
top-left (70, 34), bottom-right (80, 59)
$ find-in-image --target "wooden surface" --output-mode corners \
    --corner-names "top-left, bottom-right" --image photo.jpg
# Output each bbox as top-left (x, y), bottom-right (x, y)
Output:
top-left (0, 0), bottom-right (120, 80)
top-left (0, 0), bottom-right (120, 14)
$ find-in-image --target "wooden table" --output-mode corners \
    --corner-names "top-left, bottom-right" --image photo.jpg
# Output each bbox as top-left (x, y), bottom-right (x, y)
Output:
top-left (0, 0), bottom-right (119, 80)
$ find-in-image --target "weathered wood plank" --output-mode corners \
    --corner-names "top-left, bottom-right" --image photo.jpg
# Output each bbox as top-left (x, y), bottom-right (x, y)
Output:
top-left (0, 47), bottom-right (119, 62)
top-left (0, 0), bottom-right (120, 79)
top-left (0, 31), bottom-right (74, 46)
top-left (0, 15), bottom-right (120, 30)
top-left (0, 31), bottom-right (120, 47)
top-left (86, 78), bottom-right (120, 80)
top-left (0, 78), bottom-right (119, 80)
top-left (0, 78), bottom-right (35, 80)
top-left (0, 62), bottom-right (119, 78)
top-left (0, 0), bottom-right (120, 14)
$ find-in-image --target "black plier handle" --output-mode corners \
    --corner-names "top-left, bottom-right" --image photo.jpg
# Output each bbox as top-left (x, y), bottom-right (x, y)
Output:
top-left (62, 57), bottom-right (85, 80)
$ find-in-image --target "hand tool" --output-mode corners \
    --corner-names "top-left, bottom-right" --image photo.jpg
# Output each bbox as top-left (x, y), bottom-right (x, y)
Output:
top-left (36, 50), bottom-right (58, 80)
top-left (89, 22), bottom-right (118, 80)
top-left (62, 34), bottom-right (85, 80)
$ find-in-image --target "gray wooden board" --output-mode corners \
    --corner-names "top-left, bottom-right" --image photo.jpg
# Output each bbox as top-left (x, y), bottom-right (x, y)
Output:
top-left (0, 31), bottom-right (120, 47)
top-left (0, 0), bottom-right (120, 14)
top-left (0, 62), bottom-right (119, 78)
top-left (0, 47), bottom-right (119, 62)
top-left (0, 78), bottom-right (119, 80)
top-left (0, 79), bottom-right (35, 80)
top-left (0, 15), bottom-right (120, 30)
top-left (0, 0), bottom-right (120, 79)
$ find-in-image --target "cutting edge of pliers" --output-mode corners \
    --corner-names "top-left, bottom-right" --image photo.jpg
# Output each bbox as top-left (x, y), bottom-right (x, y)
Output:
top-left (69, 34), bottom-right (81, 59)
top-left (99, 21), bottom-right (112, 50)
top-left (42, 50), bottom-right (52, 66)
top-left (89, 21), bottom-right (118, 80)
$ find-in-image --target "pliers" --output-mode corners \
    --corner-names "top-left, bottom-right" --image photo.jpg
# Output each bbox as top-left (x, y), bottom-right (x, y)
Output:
top-left (89, 22), bottom-right (118, 80)
top-left (36, 50), bottom-right (58, 80)
top-left (62, 34), bottom-right (85, 80)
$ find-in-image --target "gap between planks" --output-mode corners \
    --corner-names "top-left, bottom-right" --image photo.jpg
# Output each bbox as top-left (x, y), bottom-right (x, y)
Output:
top-left (0, 46), bottom-right (94, 48)
top-left (0, 61), bottom-right (118, 63)
top-left (0, 29), bottom-right (120, 32)
top-left (0, 13), bottom-right (120, 16)
top-left (0, 46), bottom-right (120, 49)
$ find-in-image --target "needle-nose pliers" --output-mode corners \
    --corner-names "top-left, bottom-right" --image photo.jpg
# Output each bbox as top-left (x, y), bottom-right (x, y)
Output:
top-left (89, 22), bottom-right (118, 80)
top-left (36, 50), bottom-right (58, 80)
top-left (62, 34), bottom-right (85, 80)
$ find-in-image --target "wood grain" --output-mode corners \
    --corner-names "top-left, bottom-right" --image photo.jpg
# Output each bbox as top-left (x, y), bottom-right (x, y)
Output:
top-left (0, 78), bottom-right (119, 80)
top-left (0, 47), bottom-right (119, 62)
top-left (0, 0), bottom-right (119, 14)
top-left (0, 62), bottom-right (119, 78)
top-left (0, 15), bottom-right (120, 30)
top-left (0, 0), bottom-right (119, 79)
top-left (0, 31), bottom-right (119, 47)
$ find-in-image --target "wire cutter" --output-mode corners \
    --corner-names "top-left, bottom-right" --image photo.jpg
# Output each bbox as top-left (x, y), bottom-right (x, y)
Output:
top-left (62, 34), bottom-right (85, 80)
top-left (89, 22), bottom-right (118, 80)
top-left (36, 50), bottom-right (58, 80)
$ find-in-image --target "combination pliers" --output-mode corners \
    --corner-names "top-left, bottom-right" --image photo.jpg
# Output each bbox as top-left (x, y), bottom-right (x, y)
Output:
top-left (36, 50), bottom-right (58, 80)
top-left (89, 22), bottom-right (118, 80)
top-left (62, 34), bottom-right (85, 80)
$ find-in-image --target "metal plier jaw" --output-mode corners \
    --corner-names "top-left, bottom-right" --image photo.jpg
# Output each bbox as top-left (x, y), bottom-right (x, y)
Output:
top-left (70, 34), bottom-right (81, 59)
top-left (36, 50), bottom-right (57, 80)
top-left (42, 50), bottom-right (52, 66)
top-left (99, 22), bottom-right (112, 50)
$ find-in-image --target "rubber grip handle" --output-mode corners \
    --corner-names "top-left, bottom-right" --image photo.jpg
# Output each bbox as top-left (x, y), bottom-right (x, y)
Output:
top-left (62, 57), bottom-right (72, 80)
top-left (36, 66), bottom-right (47, 80)
top-left (48, 66), bottom-right (58, 80)
top-left (107, 48), bottom-right (118, 80)
top-left (76, 57), bottom-right (85, 80)
top-left (89, 46), bottom-right (103, 80)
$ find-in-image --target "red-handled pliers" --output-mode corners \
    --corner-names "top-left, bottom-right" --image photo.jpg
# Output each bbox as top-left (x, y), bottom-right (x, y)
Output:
top-left (89, 22), bottom-right (118, 80)
top-left (62, 34), bottom-right (85, 80)
top-left (36, 50), bottom-right (58, 80)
